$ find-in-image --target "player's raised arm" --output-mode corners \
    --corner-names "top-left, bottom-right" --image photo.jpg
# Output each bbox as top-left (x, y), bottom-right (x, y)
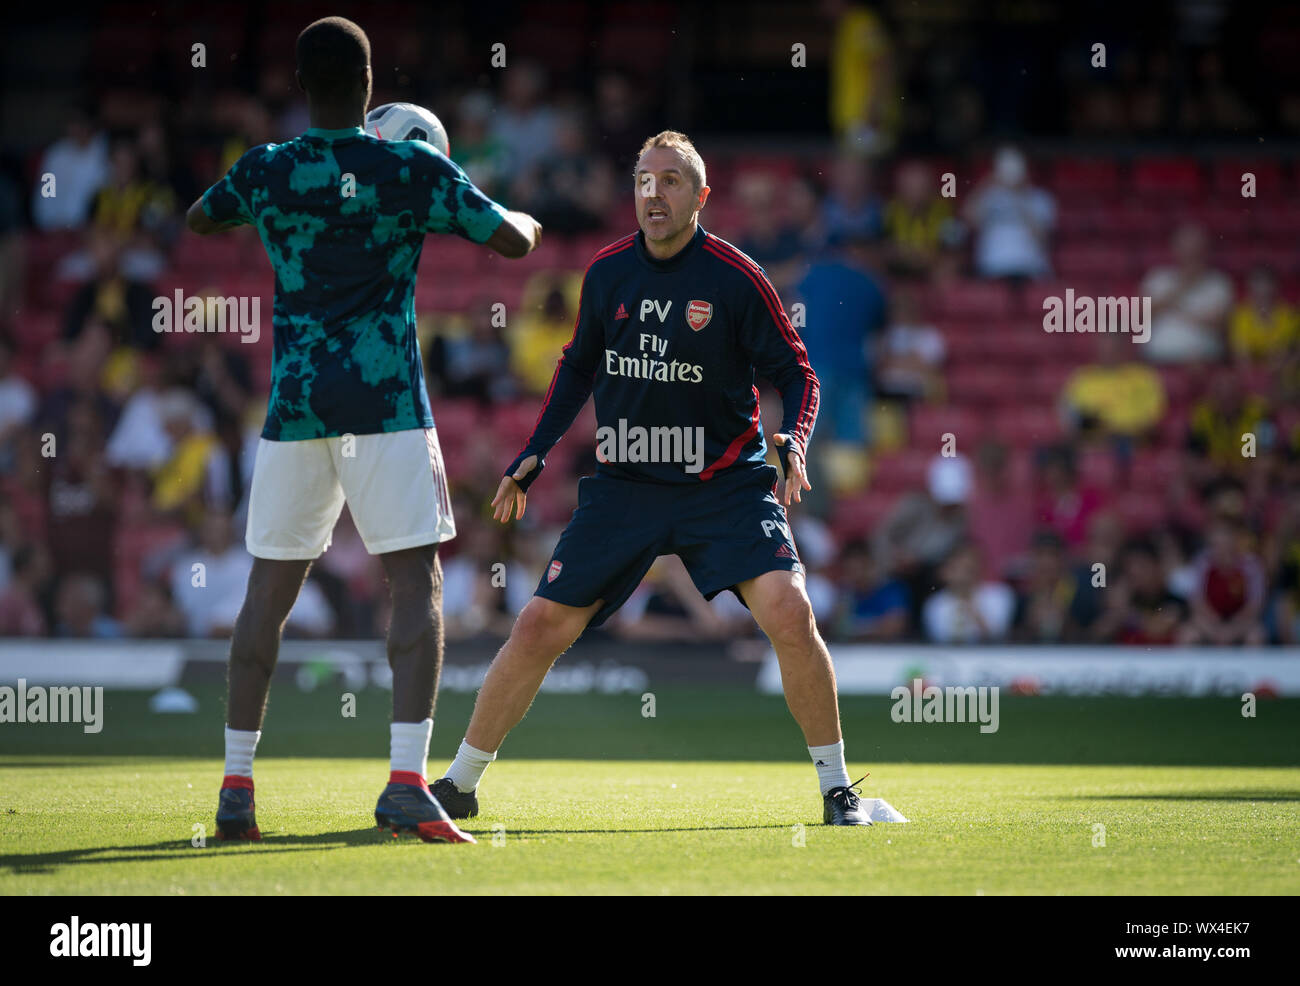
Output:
top-left (411, 147), bottom-right (540, 257)
top-left (736, 264), bottom-right (820, 504)
top-left (485, 210), bottom-right (543, 258)
top-left (187, 153), bottom-right (255, 235)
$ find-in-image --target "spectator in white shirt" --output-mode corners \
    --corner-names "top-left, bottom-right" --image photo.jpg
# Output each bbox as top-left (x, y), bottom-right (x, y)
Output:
top-left (876, 286), bottom-right (946, 402)
top-left (965, 146), bottom-right (1055, 280)
top-left (922, 539), bottom-right (1016, 643)
top-left (1141, 223), bottom-right (1233, 364)
top-left (31, 110), bottom-right (110, 231)
top-left (171, 509), bottom-right (335, 638)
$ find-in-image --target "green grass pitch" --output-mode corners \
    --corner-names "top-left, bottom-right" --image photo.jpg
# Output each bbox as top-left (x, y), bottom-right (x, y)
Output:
top-left (2, 686), bottom-right (1298, 895)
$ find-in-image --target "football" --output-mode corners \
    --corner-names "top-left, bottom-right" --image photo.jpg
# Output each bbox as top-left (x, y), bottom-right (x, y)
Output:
top-left (364, 101), bottom-right (450, 156)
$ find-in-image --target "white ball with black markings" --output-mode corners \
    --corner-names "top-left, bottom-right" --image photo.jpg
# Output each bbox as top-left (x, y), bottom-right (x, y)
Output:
top-left (364, 102), bottom-right (450, 156)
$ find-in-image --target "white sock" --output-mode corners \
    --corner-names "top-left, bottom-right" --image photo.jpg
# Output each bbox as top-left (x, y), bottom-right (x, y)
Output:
top-left (390, 719), bottom-right (433, 778)
top-left (224, 727), bottom-right (261, 779)
top-left (444, 739), bottom-right (496, 793)
top-left (808, 740), bottom-right (851, 795)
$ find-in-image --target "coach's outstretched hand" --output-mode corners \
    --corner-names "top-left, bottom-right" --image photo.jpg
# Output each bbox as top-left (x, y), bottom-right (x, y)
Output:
top-left (772, 433), bottom-right (811, 506)
top-left (492, 455), bottom-right (538, 522)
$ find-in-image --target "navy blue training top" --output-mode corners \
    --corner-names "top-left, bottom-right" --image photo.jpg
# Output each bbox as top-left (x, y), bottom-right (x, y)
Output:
top-left (508, 225), bottom-right (820, 488)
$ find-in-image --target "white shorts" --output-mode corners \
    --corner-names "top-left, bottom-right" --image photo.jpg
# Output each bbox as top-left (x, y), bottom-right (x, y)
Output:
top-left (246, 428), bottom-right (455, 559)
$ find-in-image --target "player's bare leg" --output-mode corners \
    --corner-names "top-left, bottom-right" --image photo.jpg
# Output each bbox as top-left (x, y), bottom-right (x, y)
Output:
top-left (372, 542), bottom-right (472, 842)
top-left (467, 595), bottom-right (600, 750)
top-left (227, 559), bottom-right (314, 731)
top-left (378, 543), bottom-right (444, 724)
top-left (432, 595), bottom-right (601, 816)
top-left (737, 569), bottom-right (840, 746)
top-left (739, 568), bottom-right (871, 826)
top-left (218, 557), bottom-right (312, 840)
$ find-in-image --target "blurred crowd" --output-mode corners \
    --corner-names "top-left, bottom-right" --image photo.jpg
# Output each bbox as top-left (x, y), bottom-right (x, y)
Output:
top-left (1, 2), bottom-right (1299, 646)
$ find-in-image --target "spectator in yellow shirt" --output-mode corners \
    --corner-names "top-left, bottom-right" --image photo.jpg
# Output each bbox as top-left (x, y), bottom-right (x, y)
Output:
top-left (883, 160), bottom-right (963, 276)
top-left (151, 389), bottom-right (230, 525)
top-left (1187, 368), bottom-right (1271, 481)
top-left (828, 0), bottom-right (897, 155)
top-left (1230, 265), bottom-right (1298, 362)
top-left (509, 272), bottom-right (582, 396)
top-left (1062, 333), bottom-right (1167, 439)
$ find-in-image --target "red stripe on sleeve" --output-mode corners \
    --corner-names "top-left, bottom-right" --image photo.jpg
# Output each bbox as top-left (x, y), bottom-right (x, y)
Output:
top-left (701, 237), bottom-right (818, 450)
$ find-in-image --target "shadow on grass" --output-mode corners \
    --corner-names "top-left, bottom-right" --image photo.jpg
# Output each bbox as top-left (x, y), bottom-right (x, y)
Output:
top-left (0, 822), bottom-right (793, 876)
top-left (462, 824), bottom-right (792, 836)
top-left (1048, 789), bottom-right (1300, 803)
top-left (0, 829), bottom-right (382, 875)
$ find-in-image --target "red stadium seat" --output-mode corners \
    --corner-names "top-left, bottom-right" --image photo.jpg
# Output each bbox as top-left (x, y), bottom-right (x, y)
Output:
top-left (909, 403), bottom-right (986, 448)
top-left (931, 280), bottom-right (1013, 319)
top-left (946, 365), bottom-right (1017, 404)
top-left (1155, 366), bottom-right (1199, 405)
top-left (1050, 159), bottom-right (1120, 198)
top-left (1054, 203), bottom-right (1098, 239)
top-left (1131, 158), bottom-right (1205, 199)
top-left (1055, 243), bottom-right (1134, 281)
top-left (1194, 205), bottom-right (1251, 238)
top-left (1249, 204), bottom-right (1300, 240)
top-left (11, 310), bottom-right (60, 355)
top-left (1077, 447), bottom-right (1120, 491)
top-left (831, 490), bottom-right (900, 540)
top-left (1211, 159), bottom-right (1285, 199)
top-left (990, 405), bottom-right (1064, 448)
top-left (1098, 201), bottom-right (1167, 238)
top-left (1114, 491), bottom-right (1167, 535)
top-left (868, 449), bottom-right (931, 494)
top-left (1128, 449), bottom-right (1184, 493)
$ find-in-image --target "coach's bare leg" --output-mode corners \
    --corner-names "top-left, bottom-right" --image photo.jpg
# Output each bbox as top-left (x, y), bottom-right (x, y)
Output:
top-left (738, 569), bottom-right (841, 747)
top-left (379, 543), bottom-right (445, 723)
top-left (227, 558), bottom-right (313, 732)
top-left (463, 596), bottom-right (602, 752)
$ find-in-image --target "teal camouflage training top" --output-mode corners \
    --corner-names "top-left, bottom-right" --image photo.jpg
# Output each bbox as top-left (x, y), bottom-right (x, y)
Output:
top-left (201, 126), bottom-right (507, 440)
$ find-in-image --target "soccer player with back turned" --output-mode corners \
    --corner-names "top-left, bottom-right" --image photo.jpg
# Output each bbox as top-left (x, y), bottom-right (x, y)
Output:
top-left (185, 17), bottom-right (543, 843)
top-left (434, 131), bottom-right (873, 826)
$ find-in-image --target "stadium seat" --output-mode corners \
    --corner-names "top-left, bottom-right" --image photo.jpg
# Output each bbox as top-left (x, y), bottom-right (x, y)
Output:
top-left (990, 405), bottom-right (1064, 448)
top-left (1098, 201), bottom-right (1167, 238)
top-left (1055, 243), bottom-right (1135, 281)
top-left (947, 365), bottom-right (1018, 404)
top-left (1114, 490), bottom-right (1168, 535)
top-left (909, 403), bottom-right (986, 447)
top-left (831, 490), bottom-right (899, 540)
top-left (1130, 158), bottom-right (1205, 199)
top-left (11, 310), bottom-right (61, 355)
top-left (1050, 159), bottom-right (1120, 198)
top-left (868, 449), bottom-right (931, 494)
top-left (1211, 159), bottom-right (1285, 199)
top-left (1194, 205), bottom-right (1251, 238)
top-left (931, 280), bottom-right (1013, 319)
top-left (1077, 447), bottom-right (1120, 491)
top-left (1247, 204), bottom-right (1300, 239)
top-left (1128, 449), bottom-right (1184, 493)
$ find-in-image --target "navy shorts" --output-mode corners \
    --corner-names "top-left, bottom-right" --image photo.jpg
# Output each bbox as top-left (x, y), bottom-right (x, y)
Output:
top-left (535, 464), bottom-right (803, 627)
